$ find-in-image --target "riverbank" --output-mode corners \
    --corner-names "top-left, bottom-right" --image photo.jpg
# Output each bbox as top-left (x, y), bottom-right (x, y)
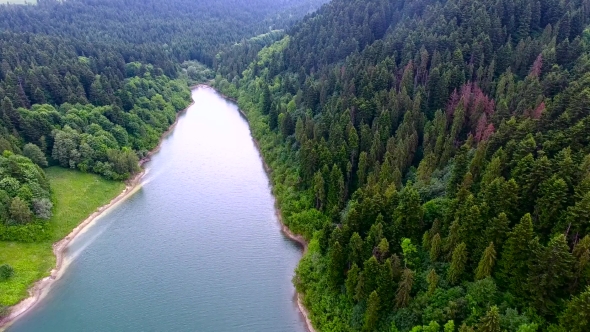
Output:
top-left (0, 98), bottom-right (195, 331)
top-left (199, 84), bottom-right (316, 332)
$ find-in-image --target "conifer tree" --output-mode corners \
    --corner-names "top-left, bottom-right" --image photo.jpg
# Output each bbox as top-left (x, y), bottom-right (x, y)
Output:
top-left (363, 291), bottom-right (381, 332)
top-left (572, 235), bottom-right (590, 293)
top-left (430, 233), bottom-right (442, 262)
top-left (475, 242), bottom-right (497, 280)
top-left (346, 263), bottom-right (360, 302)
top-left (427, 268), bottom-right (439, 295)
top-left (313, 171), bottom-right (325, 210)
top-left (484, 213), bottom-right (509, 252)
top-left (499, 213), bottom-right (534, 295)
top-left (478, 306), bottom-right (501, 332)
top-left (448, 242), bottom-right (468, 285)
top-left (395, 268), bottom-right (415, 309)
top-left (328, 241), bottom-right (346, 288)
top-left (559, 286), bottom-right (590, 332)
top-left (528, 234), bottom-right (574, 314)
top-left (348, 232), bottom-right (364, 267)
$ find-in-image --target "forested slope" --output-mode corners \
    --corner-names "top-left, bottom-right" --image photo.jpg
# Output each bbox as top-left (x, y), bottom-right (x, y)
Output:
top-left (0, 0), bottom-right (325, 257)
top-left (215, 0), bottom-right (590, 330)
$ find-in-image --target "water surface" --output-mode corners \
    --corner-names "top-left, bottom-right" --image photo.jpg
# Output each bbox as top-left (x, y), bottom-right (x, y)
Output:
top-left (9, 88), bottom-right (307, 332)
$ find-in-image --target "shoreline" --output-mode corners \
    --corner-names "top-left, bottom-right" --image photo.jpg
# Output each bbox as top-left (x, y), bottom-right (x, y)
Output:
top-left (0, 85), bottom-right (316, 332)
top-left (0, 95), bottom-right (195, 331)
top-left (200, 84), bottom-right (316, 332)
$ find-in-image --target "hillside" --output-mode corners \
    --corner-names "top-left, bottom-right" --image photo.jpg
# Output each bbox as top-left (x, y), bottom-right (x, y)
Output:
top-left (215, 0), bottom-right (590, 330)
top-left (0, 0), bottom-right (327, 317)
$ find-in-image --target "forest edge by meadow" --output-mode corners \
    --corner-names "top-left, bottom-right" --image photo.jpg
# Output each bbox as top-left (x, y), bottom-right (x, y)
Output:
top-left (0, 86), bottom-right (317, 332)
top-left (0, 93), bottom-right (196, 331)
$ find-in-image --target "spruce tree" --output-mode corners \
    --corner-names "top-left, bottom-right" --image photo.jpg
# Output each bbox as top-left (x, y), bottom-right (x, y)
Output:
top-left (475, 242), bottom-right (497, 280)
top-left (447, 242), bottom-right (468, 285)
top-left (430, 233), bottom-right (442, 262)
top-left (528, 234), bottom-right (574, 314)
top-left (328, 241), bottom-right (346, 289)
top-left (395, 268), bottom-right (415, 309)
top-left (363, 291), bottom-right (381, 332)
top-left (345, 263), bottom-right (360, 303)
top-left (559, 286), bottom-right (590, 332)
top-left (478, 306), bottom-right (501, 332)
top-left (499, 213), bottom-right (534, 295)
top-left (427, 268), bottom-right (439, 295)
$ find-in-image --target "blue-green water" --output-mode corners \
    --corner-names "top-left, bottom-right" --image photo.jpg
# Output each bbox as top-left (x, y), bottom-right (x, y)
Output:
top-left (8, 88), bottom-right (308, 332)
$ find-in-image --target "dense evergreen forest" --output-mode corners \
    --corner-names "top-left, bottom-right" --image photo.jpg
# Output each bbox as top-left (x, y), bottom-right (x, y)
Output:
top-left (0, 0), bottom-right (327, 243)
top-left (214, 0), bottom-right (590, 330)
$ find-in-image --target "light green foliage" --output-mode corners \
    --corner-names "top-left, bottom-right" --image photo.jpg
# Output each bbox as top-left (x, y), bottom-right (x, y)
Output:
top-left (444, 320), bottom-right (456, 332)
top-left (0, 167), bottom-right (124, 306)
top-left (401, 237), bottom-right (418, 268)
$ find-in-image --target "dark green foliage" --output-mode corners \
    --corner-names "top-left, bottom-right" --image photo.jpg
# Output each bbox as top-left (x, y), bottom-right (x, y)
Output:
top-left (213, 0), bottom-right (590, 329)
top-left (0, 264), bottom-right (13, 281)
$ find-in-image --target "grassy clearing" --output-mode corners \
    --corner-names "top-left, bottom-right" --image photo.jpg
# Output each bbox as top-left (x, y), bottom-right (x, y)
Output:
top-left (0, 167), bottom-right (124, 306)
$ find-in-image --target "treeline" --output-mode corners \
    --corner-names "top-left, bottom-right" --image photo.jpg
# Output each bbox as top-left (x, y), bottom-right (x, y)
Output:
top-left (0, 0), bottom-right (327, 67)
top-left (215, 0), bottom-right (590, 330)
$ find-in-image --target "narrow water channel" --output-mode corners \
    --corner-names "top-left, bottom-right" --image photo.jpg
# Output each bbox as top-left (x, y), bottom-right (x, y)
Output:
top-left (8, 88), bottom-right (307, 332)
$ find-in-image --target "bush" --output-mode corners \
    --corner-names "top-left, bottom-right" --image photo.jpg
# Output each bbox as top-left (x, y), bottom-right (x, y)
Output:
top-left (0, 264), bottom-right (14, 281)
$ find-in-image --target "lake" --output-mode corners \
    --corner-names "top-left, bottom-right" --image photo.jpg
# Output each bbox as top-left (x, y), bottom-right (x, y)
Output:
top-left (8, 87), bottom-right (308, 332)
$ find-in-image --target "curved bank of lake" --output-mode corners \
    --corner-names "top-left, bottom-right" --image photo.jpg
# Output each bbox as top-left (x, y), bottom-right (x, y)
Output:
top-left (7, 88), bottom-right (309, 332)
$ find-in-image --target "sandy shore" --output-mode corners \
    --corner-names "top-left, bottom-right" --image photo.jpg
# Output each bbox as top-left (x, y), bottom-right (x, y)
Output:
top-left (0, 97), bottom-right (195, 331)
top-left (204, 85), bottom-right (317, 332)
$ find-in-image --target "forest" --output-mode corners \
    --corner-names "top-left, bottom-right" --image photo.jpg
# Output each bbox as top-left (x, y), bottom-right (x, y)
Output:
top-left (0, 0), bottom-right (327, 301)
top-left (213, 0), bottom-right (590, 330)
top-left (1, 0), bottom-right (590, 330)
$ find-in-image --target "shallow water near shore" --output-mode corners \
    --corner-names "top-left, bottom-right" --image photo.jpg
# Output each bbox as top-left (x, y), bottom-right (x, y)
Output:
top-left (8, 88), bottom-right (308, 332)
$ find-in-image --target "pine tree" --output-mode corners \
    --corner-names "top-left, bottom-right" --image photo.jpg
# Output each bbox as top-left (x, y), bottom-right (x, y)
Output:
top-left (346, 263), bottom-right (360, 302)
top-left (475, 242), bottom-right (496, 280)
top-left (328, 241), bottom-right (346, 289)
top-left (527, 234), bottom-right (574, 314)
top-left (348, 232), bottom-right (364, 267)
top-left (427, 268), bottom-right (439, 295)
top-left (484, 213), bottom-right (509, 252)
top-left (447, 242), bottom-right (468, 285)
top-left (499, 213), bottom-right (534, 295)
top-left (559, 286), bottom-right (590, 332)
top-left (446, 219), bottom-right (461, 260)
top-left (313, 171), bottom-right (325, 210)
top-left (535, 175), bottom-right (568, 235)
top-left (395, 268), bottom-right (415, 309)
top-left (430, 233), bottom-right (442, 262)
top-left (393, 185), bottom-right (423, 242)
top-left (363, 291), bottom-right (381, 332)
top-left (261, 84), bottom-right (272, 115)
top-left (478, 306), bottom-right (501, 332)
top-left (572, 235), bottom-right (590, 293)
